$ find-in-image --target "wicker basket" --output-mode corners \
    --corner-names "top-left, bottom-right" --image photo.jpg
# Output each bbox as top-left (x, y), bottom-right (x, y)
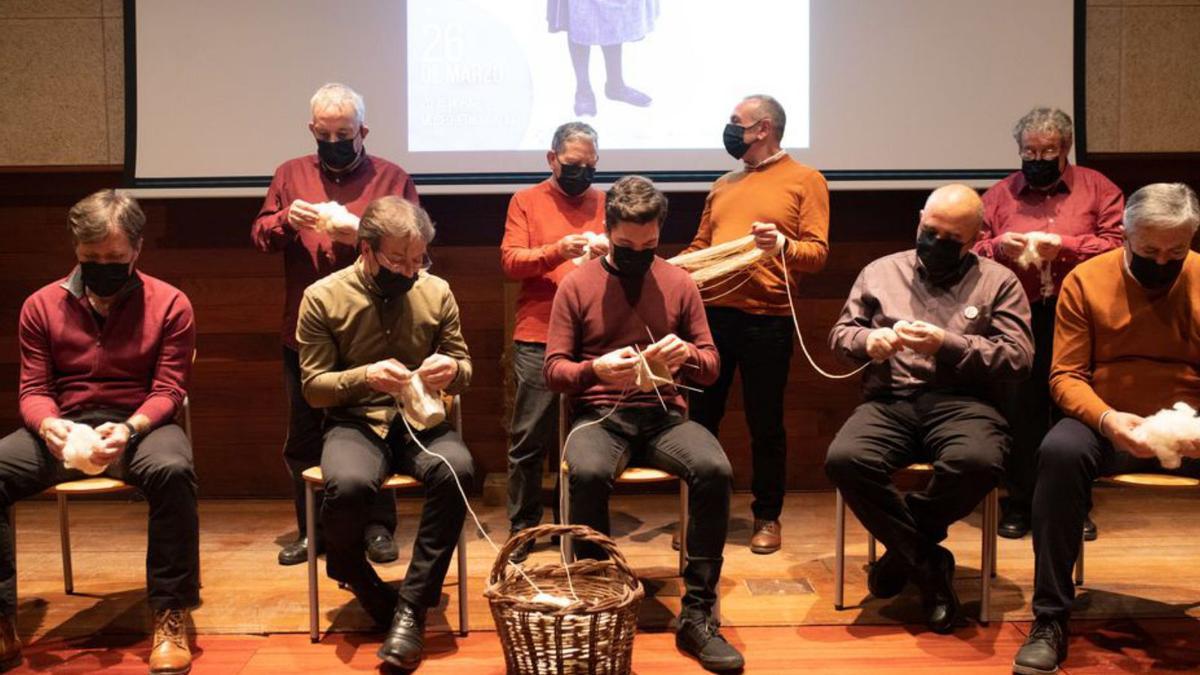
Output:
top-left (485, 523), bottom-right (644, 675)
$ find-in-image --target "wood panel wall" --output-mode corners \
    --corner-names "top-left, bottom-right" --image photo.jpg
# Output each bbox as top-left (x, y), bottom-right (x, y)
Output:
top-left (2, 158), bottom-right (1196, 496)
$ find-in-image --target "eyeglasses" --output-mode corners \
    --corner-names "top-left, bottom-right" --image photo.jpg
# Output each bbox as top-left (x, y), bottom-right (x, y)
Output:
top-left (374, 249), bottom-right (432, 273)
top-left (1019, 147), bottom-right (1062, 161)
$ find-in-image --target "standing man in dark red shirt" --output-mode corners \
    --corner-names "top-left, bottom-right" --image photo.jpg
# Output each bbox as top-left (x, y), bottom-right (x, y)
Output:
top-left (974, 107), bottom-right (1124, 541)
top-left (253, 83), bottom-right (419, 566)
top-left (0, 191), bottom-right (199, 674)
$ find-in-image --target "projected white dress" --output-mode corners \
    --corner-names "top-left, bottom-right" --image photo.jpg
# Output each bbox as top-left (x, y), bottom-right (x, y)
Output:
top-left (547, 0), bottom-right (659, 45)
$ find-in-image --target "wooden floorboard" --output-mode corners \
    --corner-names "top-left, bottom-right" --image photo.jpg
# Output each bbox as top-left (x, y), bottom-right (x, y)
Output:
top-left (6, 487), bottom-right (1199, 672)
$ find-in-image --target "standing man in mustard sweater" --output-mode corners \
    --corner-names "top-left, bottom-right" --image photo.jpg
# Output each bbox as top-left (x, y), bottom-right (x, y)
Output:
top-left (684, 94), bottom-right (831, 553)
top-left (1013, 183), bottom-right (1200, 675)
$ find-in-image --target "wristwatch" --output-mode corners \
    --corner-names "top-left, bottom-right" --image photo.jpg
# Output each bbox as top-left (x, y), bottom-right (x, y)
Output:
top-left (121, 421), bottom-right (142, 445)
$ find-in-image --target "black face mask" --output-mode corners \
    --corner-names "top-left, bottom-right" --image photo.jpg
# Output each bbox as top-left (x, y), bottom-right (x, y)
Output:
top-left (916, 230), bottom-right (969, 284)
top-left (611, 244), bottom-right (655, 277)
top-left (80, 261), bottom-right (133, 297)
top-left (370, 252), bottom-right (418, 296)
top-left (317, 137), bottom-right (359, 170)
top-left (556, 163), bottom-right (596, 197)
top-left (723, 123), bottom-right (753, 160)
top-left (1128, 250), bottom-right (1184, 291)
top-left (1021, 158), bottom-right (1061, 188)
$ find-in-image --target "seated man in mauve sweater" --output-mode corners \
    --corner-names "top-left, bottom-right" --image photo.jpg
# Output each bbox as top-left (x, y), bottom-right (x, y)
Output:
top-left (1013, 183), bottom-right (1200, 675)
top-left (0, 190), bottom-right (198, 674)
top-left (544, 176), bottom-right (743, 673)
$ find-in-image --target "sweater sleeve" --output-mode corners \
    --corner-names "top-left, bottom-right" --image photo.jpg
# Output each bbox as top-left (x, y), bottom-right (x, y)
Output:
top-left (781, 169), bottom-right (830, 274)
top-left (543, 277), bottom-right (599, 393)
top-left (132, 291), bottom-right (196, 429)
top-left (17, 296), bottom-right (60, 432)
top-left (678, 276), bottom-right (720, 386)
top-left (1049, 270), bottom-right (1110, 429)
top-left (501, 191), bottom-right (567, 280)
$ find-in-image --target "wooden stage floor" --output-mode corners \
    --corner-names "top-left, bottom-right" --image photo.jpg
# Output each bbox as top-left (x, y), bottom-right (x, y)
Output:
top-left (7, 488), bottom-right (1199, 673)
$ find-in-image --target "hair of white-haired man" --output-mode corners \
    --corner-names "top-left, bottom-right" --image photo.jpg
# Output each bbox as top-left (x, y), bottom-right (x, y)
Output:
top-left (310, 83), bottom-right (365, 127)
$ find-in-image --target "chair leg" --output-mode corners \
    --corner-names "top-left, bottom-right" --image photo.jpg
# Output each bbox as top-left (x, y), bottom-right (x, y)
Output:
top-left (559, 461), bottom-right (573, 564)
top-left (867, 533), bottom-right (877, 565)
top-left (457, 525), bottom-right (469, 636)
top-left (307, 482), bottom-right (319, 643)
top-left (980, 488), bottom-right (996, 625)
top-left (57, 493), bottom-right (73, 595)
top-left (678, 481), bottom-right (689, 577)
top-left (834, 490), bottom-right (845, 610)
top-left (1074, 533), bottom-right (1085, 586)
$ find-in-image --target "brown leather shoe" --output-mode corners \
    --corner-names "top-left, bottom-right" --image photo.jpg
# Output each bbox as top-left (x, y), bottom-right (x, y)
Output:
top-left (149, 608), bottom-right (192, 674)
top-left (750, 519), bottom-right (782, 554)
top-left (0, 614), bottom-right (21, 671)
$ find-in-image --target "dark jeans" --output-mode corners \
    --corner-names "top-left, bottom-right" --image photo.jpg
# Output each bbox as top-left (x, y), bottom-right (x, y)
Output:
top-left (0, 410), bottom-right (200, 615)
top-left (1032, 417), bottom-right (1200, 620)
top-left (689, 307), bottom-right (794, 521)
top-left (998, 297), bottom-right (1058, 512)
top-left (506, 341), bottom-right (559, 532)
top-left (282, 346), bottom-right (395, 539)
top-left (824, 393), bottom-right (1008, 567)
top-left (564, 406), bottom-right (732, 618)
top-left (320, 421), bottom-right (474, 609)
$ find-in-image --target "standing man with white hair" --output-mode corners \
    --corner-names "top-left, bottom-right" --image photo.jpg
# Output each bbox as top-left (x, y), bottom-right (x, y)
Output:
top-left (500, 121), bottom-right (607, 563)
top-left (253, 83), bottom-right (419, 566)
top-left (1013, 183), bottom-right (1200, 675)
top-left (974, 107), bottom-right (1125, 542)
top-left (684, 94), bottom-right (830, 554)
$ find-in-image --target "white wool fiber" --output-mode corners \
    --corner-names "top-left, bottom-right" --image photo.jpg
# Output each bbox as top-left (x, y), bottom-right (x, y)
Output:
top-left (62, 423), bottom-right (107, 475)
top-left (1130, 402), bottom-right (1200, 470)
top-left (1015, 231), bottom-right (1059, 270)
top-left (312, 201), bottom-right (360, 234)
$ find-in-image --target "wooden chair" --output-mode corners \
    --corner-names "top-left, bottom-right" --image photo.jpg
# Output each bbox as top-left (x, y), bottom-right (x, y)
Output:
top-left (834, 463), bottom-right (999, 623)
top-left (1074, 472), bottom-right (1200, 586)
top-left (556, 396), bottom-right (688, 576)
top-left (51, 394), bottom-right (193, 594)
top-left (302, 395), bottom-right (468, 643)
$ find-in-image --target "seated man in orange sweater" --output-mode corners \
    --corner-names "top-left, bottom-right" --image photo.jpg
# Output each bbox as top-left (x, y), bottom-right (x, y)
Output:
top-left (500, 121), bottom-right (607, 563)
top-left (1013, 183), bottom-right (1200, 675)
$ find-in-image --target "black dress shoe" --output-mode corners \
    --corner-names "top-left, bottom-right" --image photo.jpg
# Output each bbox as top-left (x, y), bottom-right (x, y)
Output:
top-left (868, 549), bottom-right (911, 599)
top-left (1083, 517), bottom-right (1097, 542)
top-left (347, 576), bottom-right (400, 628)
top-left (998, 508), bottom-right (1031, 540)
top-left (378, 601), bottom-right (427, 670)
top-left (676, 614), bottom-right (745, 672)
top-left (507, 532), bottom-right (533, 565)
top-left (913, 546), bottom-right (960, 634)
top-left (278, 537), bottom-right (322, 566)
top-left (1013, 616), bottom-right (1068, 674)
top-left (366, 533), bottom-right (399, 564)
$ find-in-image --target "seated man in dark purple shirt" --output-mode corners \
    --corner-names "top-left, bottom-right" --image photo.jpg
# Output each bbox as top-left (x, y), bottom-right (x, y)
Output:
top-left (544, 176), bottom-right (743, 673)
top-left (0, 191), bottom-right (199, 674)
top-left (825, 184), bottom-right (1033, 634)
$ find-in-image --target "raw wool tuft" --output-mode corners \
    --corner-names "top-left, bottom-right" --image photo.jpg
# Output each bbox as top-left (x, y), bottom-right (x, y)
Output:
top-left (633, 353), bottom-right (672, 394)
top-left (1015, 231), bottom-right (1060, 270)
top-left (62, 423), bottom-right (107, 475)
top-left (667, 234), bottom-right (763, 287)
top-left (312, 201), bottom-right (360, 234)
top-left (1130, 402), bottom-right (1200, 470)
top-left (396, 375), bottom-right (446, 431)
top-left (572, 231), bottom-right (608, 266)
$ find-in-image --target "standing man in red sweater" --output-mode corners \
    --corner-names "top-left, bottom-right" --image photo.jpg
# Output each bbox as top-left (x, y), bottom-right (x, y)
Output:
top-left (545, 176), bottom-right (743, 672)
top-left (974, 107), bottom-right (1124, 541)
top-left (500, 121), bottom-right (607, 563)
top-left (685, 94), bottom-right (831, 554)
top-left (0, 191), bottom-right (198, 673)
top-left (253, 83), bottom-right (419, 566)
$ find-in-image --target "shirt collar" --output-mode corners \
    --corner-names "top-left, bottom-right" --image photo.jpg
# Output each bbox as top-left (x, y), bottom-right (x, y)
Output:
top-left (1017, 162), bottom-right (1074, 196)
top-left (745, 149), bottom-right (789, 171)
top-left (61, 266), bottom-right (144, 302)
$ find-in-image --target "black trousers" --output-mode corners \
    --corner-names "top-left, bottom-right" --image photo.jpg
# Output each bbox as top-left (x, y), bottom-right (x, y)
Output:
top-left (506, 341), bottom-right (559, 532)
top-left (0, 410), bottom-right (200, 614)
top-left (1032, 417), bottom-right (1200, 620)
top-left (282, 346), bottom-right (395, 539)
top-left (689, 307), bottom-right (794, 521)
top-left (320, 421), bottom-right (473, 609)
top-left (824, 393), bottom-right (1008, 567)
top-left (998, 297), bottom-right (1058, 512)
top-left (565, 406), bottom-right (732, 619)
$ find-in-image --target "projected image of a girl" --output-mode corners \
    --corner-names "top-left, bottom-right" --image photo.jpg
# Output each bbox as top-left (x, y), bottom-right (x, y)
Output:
top-left (547, 0), bottom-right (659, 116)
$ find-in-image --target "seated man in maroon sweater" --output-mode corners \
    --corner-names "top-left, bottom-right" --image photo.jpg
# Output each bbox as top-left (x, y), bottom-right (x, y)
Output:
top-left (0, 191), bottom-right (198, 674)
top-left (544, 176), bottom-right (743, 673)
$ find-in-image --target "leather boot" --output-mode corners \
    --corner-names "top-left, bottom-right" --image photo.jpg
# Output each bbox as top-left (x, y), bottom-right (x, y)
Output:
top-left (149, 608), bottom-right (192, 674)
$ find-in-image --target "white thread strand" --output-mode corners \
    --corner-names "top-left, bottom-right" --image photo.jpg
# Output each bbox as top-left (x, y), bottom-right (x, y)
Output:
top-left (778, 247), bottom-right (870, 380)
top-left (397, 414), bottom-right (547, 597)
top-left (698, 271), bottom-right (756, 303)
